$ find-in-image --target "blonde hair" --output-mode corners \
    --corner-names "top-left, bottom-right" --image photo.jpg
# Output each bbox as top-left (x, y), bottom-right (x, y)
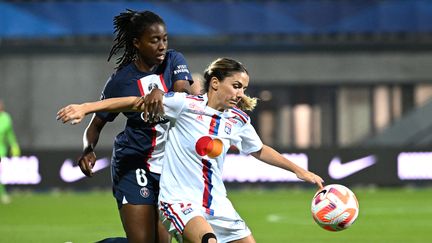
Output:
top-left (237, 95), bottom-right (258, 111)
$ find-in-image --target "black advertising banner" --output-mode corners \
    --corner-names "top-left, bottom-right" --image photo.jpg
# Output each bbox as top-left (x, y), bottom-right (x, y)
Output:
top-left (1, 149), bottom-right (113, 190)
top-left (1, 148), bottom-right (431, 190)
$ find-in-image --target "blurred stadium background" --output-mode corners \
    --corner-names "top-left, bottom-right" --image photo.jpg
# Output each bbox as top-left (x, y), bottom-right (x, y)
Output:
top-left (1, 0), bottom-right (432, 242)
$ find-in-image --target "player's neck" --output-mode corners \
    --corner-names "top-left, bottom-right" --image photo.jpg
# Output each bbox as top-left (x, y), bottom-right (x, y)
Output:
top-left (134, 58), bottom-right (157, 73)
top-left (207, 98), bottom-right (225, 112)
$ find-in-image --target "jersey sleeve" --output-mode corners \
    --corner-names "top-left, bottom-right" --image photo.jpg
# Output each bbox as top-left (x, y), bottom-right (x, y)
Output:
top-left (95, 74), bottom-right (120, 122)
top-left (171, 51), bottom-right (193, 85)
top-left (236, 122), bottom-right (263, 155)
top-left (163, 92), bottom-right (187, 120)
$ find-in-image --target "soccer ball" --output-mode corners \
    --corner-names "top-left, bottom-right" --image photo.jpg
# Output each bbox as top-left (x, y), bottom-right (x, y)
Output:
top-left (311, 184), bottom-right (359, 231)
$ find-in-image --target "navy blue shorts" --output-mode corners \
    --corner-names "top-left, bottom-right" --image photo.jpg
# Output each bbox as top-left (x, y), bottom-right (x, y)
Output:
top-left (110, 144), bottom-right (161, 209)
top-left (112, 167), bottom-right (161, 209)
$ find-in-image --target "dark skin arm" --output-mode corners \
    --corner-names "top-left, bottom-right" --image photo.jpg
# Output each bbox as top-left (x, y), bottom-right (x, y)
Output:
top-left (79, 80), bottom-right (191, 177)
top-left (78, 114), bottom-right (106, 177)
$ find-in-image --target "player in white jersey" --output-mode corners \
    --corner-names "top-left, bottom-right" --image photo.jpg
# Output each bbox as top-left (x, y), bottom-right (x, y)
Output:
top-left (57, 57), bottom-right (324, 243)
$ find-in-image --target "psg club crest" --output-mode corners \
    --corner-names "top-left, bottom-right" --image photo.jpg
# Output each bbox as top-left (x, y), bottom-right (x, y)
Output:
top-left (137, 74), bottom-right (167, 95)
top-left (140, 187), bottom-right (150, 198)
top-left (147, 83), bottom-right (159, 92)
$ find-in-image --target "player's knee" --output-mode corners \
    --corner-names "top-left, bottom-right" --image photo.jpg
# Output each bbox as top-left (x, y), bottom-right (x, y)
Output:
top-left (202, 232), bottom-right (217, 243)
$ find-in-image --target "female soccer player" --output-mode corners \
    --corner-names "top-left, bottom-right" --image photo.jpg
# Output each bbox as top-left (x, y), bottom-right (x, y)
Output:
top-left (57, 57), bottom-right (324, 243)
top-left (77, 10), bottom-right (193, 243)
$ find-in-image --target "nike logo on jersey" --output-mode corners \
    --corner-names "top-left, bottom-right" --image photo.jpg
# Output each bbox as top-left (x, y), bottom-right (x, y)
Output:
top-left (328, 155), bottom-right (376, 179)
top-left (60, 158), bottom-right (110, 182)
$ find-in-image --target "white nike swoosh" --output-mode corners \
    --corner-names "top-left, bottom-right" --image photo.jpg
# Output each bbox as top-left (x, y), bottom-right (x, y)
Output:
top-left (60, 158), bottom-right (110, 182)
top-left (328, 155), bottom-right (376, 179)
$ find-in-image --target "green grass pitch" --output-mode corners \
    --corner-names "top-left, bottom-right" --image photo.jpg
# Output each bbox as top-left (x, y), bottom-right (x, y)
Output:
top-left (0, 187), bottom-right (431, 243)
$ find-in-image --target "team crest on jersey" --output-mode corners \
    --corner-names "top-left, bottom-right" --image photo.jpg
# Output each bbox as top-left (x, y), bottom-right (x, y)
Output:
top-left (137, 74), bottom-right (167, 95)
top-left (224, 122), bottom-right (232, 134)
top-left (140, 187), bottom-right (150, 198)
top-left (148, 83), bottom-right (159, 92)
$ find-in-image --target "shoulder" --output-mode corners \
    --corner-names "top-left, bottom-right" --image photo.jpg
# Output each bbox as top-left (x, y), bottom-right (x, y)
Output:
top-left (228, 107), bottom-right (250, 125)
top-left (106, 64), bottom-right (133, 84)
top-left (164, 92), bottom-right (204, 103)
top-left (165, 49), bottom-right (188, 63)
top-left (112, 63), bottom-right (134, 79)
top-left (166, 49), bottom-right (184, 57)
top-left (185, 94), bottom-right (205, 102)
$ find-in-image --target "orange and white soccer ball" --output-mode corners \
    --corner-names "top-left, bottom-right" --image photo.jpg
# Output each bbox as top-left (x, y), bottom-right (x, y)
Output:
top-left (311, 184), bottom-right (359, 231)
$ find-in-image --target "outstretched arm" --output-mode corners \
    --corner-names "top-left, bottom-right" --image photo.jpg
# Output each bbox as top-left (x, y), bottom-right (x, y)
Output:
top-left (56, 96), bottom-right (141, 124)
top-left (251, 145), bottom-right (324, 189)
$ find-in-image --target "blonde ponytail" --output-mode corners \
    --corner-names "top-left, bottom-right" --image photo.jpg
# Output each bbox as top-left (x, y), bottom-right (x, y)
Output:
top-left (237, 95), bottom-right (258, 111)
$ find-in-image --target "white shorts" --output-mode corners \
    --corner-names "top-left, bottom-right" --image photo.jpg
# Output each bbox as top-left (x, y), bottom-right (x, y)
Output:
top-left (159, 201), bottom-right (251, 243)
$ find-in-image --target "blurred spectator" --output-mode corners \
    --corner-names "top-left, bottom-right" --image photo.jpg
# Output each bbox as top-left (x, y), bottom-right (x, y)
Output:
top-left (0, 99), bottom-right (21, 204)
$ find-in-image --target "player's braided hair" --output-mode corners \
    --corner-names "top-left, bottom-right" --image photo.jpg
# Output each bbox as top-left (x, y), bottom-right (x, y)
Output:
top-left (108, 9), bottom-right (165, 70)
top-left (204, 58), bottom-right (258, 111)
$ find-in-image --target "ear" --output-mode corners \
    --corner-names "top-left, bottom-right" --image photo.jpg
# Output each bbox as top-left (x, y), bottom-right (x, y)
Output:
top-left (210, 77), bottom-right (219, 91)
top-left (133, 38), bottom-right (140, 49)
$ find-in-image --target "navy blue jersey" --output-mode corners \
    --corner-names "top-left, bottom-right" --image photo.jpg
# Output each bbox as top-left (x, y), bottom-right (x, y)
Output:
top-left (97, 49), bottom-right (193, 174)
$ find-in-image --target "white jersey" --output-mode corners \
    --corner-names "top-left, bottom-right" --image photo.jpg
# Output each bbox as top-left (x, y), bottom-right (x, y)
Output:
top-left (159, 92), bottom-right (263, 216)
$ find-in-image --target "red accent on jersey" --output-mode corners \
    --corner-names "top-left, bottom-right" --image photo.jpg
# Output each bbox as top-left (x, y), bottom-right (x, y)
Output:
top-left (231, 110), bottom-right (247, 123)
top-left (137, 79), bottom-right (145, 96)
top-left (159, 74), bottom-right (168, 92)
top-left (143, 126), bottom-right (157, 171)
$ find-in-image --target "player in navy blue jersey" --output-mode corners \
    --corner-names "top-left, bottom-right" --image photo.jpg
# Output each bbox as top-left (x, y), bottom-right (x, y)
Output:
top-left (78, 10), bottom-right (193, 243)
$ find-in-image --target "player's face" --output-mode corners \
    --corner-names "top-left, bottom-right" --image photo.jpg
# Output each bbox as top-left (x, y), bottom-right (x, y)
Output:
top-left (214, 71), bottom-right (249, 110)
top-left (134, 23), bottom-right (168, 70)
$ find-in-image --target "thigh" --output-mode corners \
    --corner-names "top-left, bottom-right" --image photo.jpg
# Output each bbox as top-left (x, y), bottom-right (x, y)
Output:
top-left (120, 204), bottom-right (158, 243)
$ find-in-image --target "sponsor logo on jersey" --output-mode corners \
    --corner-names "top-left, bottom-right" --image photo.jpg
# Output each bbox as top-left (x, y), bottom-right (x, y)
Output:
top-left (140, 187), bottom-right (150, 198)
top-left (195, 136), bottom-right (223, 158)
top-left (174, 64), bottom-right (190, 75)
top-left (196, 115), bottom-right (204, 121)
top-left (188, 102), bottom-right (205, 113)
top-left (228, 118), bottom-right (238, 124)
top-left (182, 207), bottom-right (194, 215)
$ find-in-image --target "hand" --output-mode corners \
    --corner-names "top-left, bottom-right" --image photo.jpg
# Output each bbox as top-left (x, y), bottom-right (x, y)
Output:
top-left (78, 149), bottom-right (97, 177)
top-left (296, 170), bottom-right (324, 190)
top-left (56, 104), bottom-right (86, 125)
top-left (135, 89), bottom-right (164, 122)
